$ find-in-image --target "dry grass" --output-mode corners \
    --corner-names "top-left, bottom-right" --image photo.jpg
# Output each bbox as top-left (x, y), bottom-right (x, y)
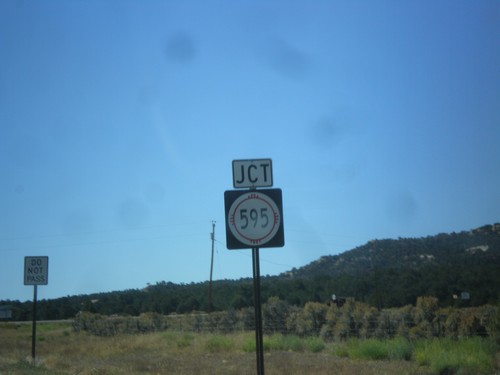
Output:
top-left (0, 322), bottom-right (433, 375)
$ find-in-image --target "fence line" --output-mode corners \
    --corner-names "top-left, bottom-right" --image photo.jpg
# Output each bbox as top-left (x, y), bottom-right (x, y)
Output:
top-left (72, 301), bottom-right (498, 340)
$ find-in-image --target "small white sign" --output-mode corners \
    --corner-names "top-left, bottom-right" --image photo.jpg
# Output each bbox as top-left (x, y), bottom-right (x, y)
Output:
top-left (24, 256), bottom-right (49, 285)
top-left (232, 159), bottom-right (273, 188)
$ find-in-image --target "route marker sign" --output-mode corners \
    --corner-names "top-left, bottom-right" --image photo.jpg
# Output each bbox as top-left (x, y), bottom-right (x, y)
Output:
top-left (225, 158), bottom-right (284, 375)
top-left (224, 188), bottom-right (284, 249)
top-left (24, 256), bottom-right (49, 285)
top-left (232, 159), bottom-right (273, 189)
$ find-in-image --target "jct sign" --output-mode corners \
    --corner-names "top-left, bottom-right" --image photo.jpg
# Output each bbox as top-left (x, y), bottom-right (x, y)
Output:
top-left (24, 256), bottom-right (49, 285)
top-left (225, 188), bottom-right (284, 249)
top-left (232, 159), bottom-right (273, 189)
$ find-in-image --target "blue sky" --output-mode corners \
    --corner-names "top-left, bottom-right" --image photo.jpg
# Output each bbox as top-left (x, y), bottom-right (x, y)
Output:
top-left (1, 1), bottom-right (498, 301)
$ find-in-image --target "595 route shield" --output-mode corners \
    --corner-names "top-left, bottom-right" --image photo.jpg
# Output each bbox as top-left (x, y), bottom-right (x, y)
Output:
top-left (224, 189), bottom-right (284, 249)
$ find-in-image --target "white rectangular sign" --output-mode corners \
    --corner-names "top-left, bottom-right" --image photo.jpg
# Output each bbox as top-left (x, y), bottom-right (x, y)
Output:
top-left (232, 159), bottom-right (273, 188)
top-left (24, 256), bottom-right (49, 285)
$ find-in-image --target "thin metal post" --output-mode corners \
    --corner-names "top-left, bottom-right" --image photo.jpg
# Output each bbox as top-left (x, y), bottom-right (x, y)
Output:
top-left (208, 221), bottom-right (215, 313)
top-left (32, 285), bottom-right (38, 360)
top-left (252, 247), bottom-right (264, 375)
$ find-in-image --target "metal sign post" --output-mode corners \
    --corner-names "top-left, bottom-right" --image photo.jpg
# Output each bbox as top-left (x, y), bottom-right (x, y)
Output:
top-left (252, 247), bottom-right (264, 375)
top-left (32, 285), bottom-right (38, 360)
top-left (24, 256), bottom-right (49, 361)
top-left (225, 159), bottom-right (284, 375)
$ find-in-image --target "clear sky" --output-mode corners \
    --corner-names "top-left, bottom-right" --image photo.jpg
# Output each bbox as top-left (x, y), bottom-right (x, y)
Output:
top-left (1, 1), bottom-right (498, 301)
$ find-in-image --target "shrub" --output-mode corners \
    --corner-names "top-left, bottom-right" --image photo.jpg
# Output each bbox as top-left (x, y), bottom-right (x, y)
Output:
top-left (490, 306), bottom-right (500, 344)
top-left (281, 335), bottom-right (305, 352)
top-left (204, 335), bottom-right (233, 353)
top-left (335, 338), bottom-right (412, 361)
top-left (334, 339), bottom-right (383, 360)
top-left (413, 337), bottom-right (497, 375)
top-left (264, 334), bottom-right (304, 352)
top-left (385, 337), bottom-right (412, 361)
top-left (262, 297), bottom-right (291, 334)
top-left (292, 302), bottom-right (328, 337)
top-left (334, 343), bottom-right (349, 358)
top-left (353, 339), bottom-right (389, 360)
top-left (242, 336), bottom-right (256, 352)
top-left (305, 337), bottom-right (325, 353)
top-left (176, 333), bottom-right (194, 348)
top-left (138, 312), bottom-right (167, 332)
top-left (243, 334), bottom-right (319, 353)
top-left (263, 334), bottom-right (284, 351)
top-left (415, 296), bottom-right (439, 323)
top-left (334, 314), bottom-right (353, 341)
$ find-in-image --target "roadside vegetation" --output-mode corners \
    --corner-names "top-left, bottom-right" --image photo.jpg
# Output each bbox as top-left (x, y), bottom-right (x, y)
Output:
top-left (71, 296), bottom-right (499, 342)
top-left (1, 296), bottom-right (499, 375)
top-left (0, 322), bottom-right (497, 375)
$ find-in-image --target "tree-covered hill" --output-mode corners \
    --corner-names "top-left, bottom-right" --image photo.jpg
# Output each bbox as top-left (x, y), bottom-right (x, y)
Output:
top-left (281, 223), bottom-right (500, 307)
top-left (286, 224), bottom-right (499, 278)
top-left (2, 224), bottom-right (499, 320)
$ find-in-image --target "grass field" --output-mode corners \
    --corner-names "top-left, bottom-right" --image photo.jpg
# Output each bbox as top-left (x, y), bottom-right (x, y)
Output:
top-left (0, 322), bottom-right (497, 375)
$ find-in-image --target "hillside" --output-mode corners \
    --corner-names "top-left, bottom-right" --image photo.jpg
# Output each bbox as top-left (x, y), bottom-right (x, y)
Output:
top-left (2, 224), bottom-right (499, 320)
top-left (277, 223), bottom-right (500, 307)
top-left (285, 224), bottom-right (500, 279)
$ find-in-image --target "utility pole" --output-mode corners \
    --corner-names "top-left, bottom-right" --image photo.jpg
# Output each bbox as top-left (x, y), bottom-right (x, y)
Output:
top-left (208, 221), bottom-right (215, 313)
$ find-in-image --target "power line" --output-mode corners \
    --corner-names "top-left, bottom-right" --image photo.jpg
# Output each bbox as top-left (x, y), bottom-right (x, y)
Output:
top-left (215, 238), bottom-right (295, 270)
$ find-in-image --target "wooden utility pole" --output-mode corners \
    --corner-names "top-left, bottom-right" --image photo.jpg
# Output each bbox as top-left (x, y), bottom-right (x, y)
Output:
top-left (208, 221), bottom-right (215, 313)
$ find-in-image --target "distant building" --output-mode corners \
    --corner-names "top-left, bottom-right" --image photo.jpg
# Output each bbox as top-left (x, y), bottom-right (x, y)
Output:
top-left (330, 294), bottom-right (346, 307)
top-left (460, 292), bottom-right (470, 300)
top-left (0, 305), bottom-right (12, 319)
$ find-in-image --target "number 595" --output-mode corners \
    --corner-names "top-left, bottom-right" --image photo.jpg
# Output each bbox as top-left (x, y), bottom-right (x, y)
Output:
top-left (240, 208), bottom-right (269, 229)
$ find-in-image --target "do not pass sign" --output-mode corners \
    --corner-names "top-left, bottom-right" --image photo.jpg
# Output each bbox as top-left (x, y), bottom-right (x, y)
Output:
top-left (24, 256), bottom-right (49, 285)
top-left (224, 189), bottom-right (284, 249)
